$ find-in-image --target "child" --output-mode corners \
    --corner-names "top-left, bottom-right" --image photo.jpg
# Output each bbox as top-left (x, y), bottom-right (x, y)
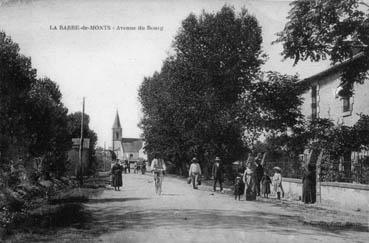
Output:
top-left (234, 176), bottom-right (244, 200)
top-left (260, 171), bottom-right (272, 198)
top-left (272, 168), bottom-right (284, 199)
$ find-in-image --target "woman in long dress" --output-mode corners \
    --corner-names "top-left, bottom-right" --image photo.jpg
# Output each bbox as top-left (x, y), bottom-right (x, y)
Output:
top-left (243, 165), bottom-right (256, 201)
top-left (302, 163), bottom-right (316, 203)
top-left (111, 161), bottom-right (123, 191)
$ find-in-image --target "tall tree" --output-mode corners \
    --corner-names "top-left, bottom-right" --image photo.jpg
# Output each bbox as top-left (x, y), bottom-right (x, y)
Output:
top-left (0, 32), bottom-right (72, 177)
top-left (274, 0), bottom-right (369, 92)
top-left (27, 78), bottom-right (71, 176)
top-left (0, 31), bottom-right (36, 151)
top-left (139, 6), bottom-right (265, 175)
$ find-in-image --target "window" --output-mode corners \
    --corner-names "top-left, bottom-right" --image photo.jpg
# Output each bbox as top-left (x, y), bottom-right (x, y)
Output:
top-left (342, 95), bottom-right (353, 117)
top-left (342, 97), bottom-right (350, 112)
top-left (115, 132), bottom-right (119, 139)
top-left (311, 85), bottom-right (317, 119)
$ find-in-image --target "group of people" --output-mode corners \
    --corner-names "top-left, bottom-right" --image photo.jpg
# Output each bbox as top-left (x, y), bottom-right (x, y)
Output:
top-left (188, 156), bottom-right (225, 191)
top-left (238, 152), bottom-right (284, 201)
top-left (188, 153), bottom-right (285, 201)
top-left (111, 151), bottom-right (314, 204)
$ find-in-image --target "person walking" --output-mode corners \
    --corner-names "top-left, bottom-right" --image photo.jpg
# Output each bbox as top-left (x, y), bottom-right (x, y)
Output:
top-left (151, 154), bottom-right (166, 195)
top-left (111, 160), bottom-right (123, 191)
top-left (188, 157), bottom-right (202, 189)
top-left (212, 157), bottom-right (224, 192)
top-left (125, 160), bottom-right (130, 173)
top-left (243, 163), bottom-right (256, 201)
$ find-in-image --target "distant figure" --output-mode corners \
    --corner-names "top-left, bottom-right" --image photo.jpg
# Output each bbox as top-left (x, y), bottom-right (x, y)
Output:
top-left (125, 160), bottom-right (130, 173)
top-left (188, 157), bottom-right (202, 189)
top-left (261, 171), bottom-right (272, 198)
top-left (111, 160), bottom-right (123, 191)
top-left (234, 176), bottom-right (244, 200)
top-left (122, 161), bottom-right (127, 174)
top-left (141, 161), bottom-right (146, 174)
top-left (133, 162), bottom-right (138, 174)
top-left (302, 163), bottom-right (316, 204)
top-left (212, 157), bottom-right (225, 192)
top-left (243, 164), bottom-right (256, 201)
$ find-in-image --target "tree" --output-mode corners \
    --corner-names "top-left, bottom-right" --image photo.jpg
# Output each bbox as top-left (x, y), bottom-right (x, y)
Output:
top-left (26, 78), bottom-right (71, 177)
top-left (139, 6), bottom-right (265, 175)
top-left (237, 71), bottom-right (305, 146)
top-left (0, 31), bottom-right (36, 153)
top-left (0, 32), bottom-right (73, 178)
top-left (274, 0), bottom-right (369, 92)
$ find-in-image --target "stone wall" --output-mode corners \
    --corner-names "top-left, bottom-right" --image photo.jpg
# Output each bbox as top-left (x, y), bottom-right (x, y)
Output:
top-left (282, 178), bottom-right (369, 212)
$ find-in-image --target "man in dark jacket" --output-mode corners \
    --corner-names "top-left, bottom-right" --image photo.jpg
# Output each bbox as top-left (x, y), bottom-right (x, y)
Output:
top-left (254, 153), bottom-right (264, 196)
top-left (212, 157), bottom-right (224, 192)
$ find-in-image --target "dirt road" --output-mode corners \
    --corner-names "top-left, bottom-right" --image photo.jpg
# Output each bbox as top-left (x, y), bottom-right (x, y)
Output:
top-left (14, 173), bottom-right (369, 242)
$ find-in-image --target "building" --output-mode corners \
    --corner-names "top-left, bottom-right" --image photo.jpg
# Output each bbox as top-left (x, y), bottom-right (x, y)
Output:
top-left (300, 52), bottom-right (369, 126)
top-left (111, 111), bottom-right (147, 163)
top-left (299, 52), bottom-right (369, 181)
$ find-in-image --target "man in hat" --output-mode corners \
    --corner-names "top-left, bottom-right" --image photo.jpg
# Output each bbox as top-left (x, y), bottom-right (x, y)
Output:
top-left (212, 157), bottom-right (225, 192)
top-left (188, 157), bottom-right (202, 189)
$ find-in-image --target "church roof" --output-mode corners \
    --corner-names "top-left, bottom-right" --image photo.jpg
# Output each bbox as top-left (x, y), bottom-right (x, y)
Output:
top-left (112, 111), bottom-right (121, 128)
top-left (122, 138), bottom-right (144, 153)
top-left (122, 137), bottom-right (143, 143)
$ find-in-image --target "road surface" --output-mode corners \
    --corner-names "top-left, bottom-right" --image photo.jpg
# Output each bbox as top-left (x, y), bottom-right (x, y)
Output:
top-left (21, 173), bottom-right (369, 242)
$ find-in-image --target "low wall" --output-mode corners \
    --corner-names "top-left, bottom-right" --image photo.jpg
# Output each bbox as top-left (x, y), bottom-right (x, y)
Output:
top-left (282, 178), bottom-right (369, 212)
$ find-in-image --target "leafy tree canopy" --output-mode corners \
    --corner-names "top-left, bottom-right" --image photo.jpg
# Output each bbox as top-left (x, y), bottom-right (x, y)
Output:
top-left (139, 6), bottom-right (265, 173)
top-left (274, 0), bottom-right (369, 89)
top-left (237, 71), bottom-right (304, 145)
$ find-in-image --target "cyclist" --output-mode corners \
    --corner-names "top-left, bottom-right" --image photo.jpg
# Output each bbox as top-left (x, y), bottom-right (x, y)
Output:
top-left (151, 154), bottom-right (166, 195)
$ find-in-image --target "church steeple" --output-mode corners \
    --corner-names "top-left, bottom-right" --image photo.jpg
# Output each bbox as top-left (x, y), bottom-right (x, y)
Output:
top-left (112, 111), bottom-right (122, 142)
top-left (112, 111), bottom-right (121, 129)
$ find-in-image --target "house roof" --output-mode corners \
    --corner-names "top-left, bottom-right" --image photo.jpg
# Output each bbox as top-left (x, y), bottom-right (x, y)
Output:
top-left (300, 52), bottom-right (366, 86)
top-left (112, 111), bottom-right (121, 128)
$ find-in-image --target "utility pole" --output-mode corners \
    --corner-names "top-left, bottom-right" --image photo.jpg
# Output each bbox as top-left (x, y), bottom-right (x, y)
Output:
top-left (79, 97), bottom-right (85, 186)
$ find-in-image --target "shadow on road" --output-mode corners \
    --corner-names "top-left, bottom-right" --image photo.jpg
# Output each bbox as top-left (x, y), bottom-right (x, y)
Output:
top-left (80, 207), bottom-right (367, 239)
top-left (87, 197), bottom-right (150, 204)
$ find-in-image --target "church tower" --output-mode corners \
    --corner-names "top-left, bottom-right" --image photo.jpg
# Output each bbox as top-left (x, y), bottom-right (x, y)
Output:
top-left (112, 111), bottom-right (122, 159)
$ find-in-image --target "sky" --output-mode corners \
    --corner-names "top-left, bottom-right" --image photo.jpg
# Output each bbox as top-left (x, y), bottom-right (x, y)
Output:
top-left (0, 0), bottom-right (330, 147)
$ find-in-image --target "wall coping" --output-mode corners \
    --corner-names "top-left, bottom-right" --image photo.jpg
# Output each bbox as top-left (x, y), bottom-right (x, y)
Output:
top-left (321, 181), bottom-right (369, 191)
top-left (283, 177), bottom-right (369, 191)
top-left (283, 177), bottom-right (302, 184)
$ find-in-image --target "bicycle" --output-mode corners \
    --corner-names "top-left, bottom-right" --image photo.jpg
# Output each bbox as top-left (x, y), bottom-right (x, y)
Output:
top-left (153, 169), bottom-right (164, 195)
